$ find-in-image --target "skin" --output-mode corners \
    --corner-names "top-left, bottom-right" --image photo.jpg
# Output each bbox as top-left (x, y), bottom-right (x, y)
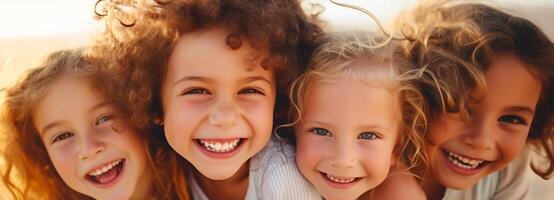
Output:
top-left (33, 74), bottom-right (151, 200)
top-left (295, 79), bottom-right (401, 200)
top-left (423, 54), bottom-right (542, 199)
top-left (160, 26), bottom-right (276, 199)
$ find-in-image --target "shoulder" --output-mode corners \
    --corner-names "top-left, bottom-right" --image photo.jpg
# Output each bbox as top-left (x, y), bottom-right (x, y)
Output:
top-left (362, 169), bottom-right (425, 200)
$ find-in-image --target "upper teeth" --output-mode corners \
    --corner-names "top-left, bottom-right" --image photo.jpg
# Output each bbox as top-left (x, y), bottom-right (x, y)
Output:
top-left (325, 173), bottom-right (356, 183)
top-left (199, 139), bottom-right (240, 153)
top-left (88, 159), bottom-right (122, 176)
top-left (447, 151), bottom-right (485, 169)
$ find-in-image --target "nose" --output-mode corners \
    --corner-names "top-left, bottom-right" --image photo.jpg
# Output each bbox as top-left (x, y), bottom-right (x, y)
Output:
top-left (330, 139), bottom-right (358, 169)
top-left (78, 130), bottom-right (106, 160)
top-left (462, 120), bottom-right (495, 151)
top-left (208, 96), bottom-right (239, 127)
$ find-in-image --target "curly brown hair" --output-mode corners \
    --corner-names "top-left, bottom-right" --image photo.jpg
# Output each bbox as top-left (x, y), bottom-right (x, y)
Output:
top-left (0, 48), bottom-right (190, 199)
top-left (90, 0), bottom-right (323, 133)
top-left (396, 1), bottom-right (554, 179)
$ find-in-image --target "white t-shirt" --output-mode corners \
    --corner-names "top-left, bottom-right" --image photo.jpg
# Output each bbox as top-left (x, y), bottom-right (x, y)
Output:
top-left (442, 148), bottom-right (530, 200)
top-left (187, 137), bottom-right (321, 200)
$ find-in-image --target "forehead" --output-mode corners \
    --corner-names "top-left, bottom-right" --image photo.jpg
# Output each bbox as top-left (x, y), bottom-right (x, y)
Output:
top-left (302, 80), bottom-right (401, 127)
top-left (166, 26), bottom-right (273, 80)
top-left (481, 55), bottom-right (541, 107)
top-left (32, 75), bottom-right (103, 128)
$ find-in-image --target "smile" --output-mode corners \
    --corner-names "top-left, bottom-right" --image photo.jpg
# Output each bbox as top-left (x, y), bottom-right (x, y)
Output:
top-left (319, 172), bottom-right (361, 189)
top-left (194, 138), bottom-right (246, 159)
top-left (443, 149), bottom-right (489, 170)
top-left (198, 138), bottom-right (241, 153)
top-left (85, 159), bottom-right (125, 186)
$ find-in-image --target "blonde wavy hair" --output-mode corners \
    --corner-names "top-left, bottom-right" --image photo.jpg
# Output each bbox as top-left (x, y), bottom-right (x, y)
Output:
top-left (280, 32), bottom-right (428, 177)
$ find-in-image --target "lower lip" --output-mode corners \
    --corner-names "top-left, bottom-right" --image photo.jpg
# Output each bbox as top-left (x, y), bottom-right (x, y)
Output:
top-left (319, 172), bottom-right (359, 189)
top-left (441, 150), bottom-right (485, 176)
top-left (88, 160), bottom-right (125, 189)
top-left (195, 139), bottom-right (246, 159)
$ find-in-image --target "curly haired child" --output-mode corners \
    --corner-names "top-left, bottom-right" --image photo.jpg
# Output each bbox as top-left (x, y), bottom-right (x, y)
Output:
top-left (0, 48), bottom-right (190, 200)
top-left (274, 31), bottom-right (427, 200)
top-left (377, 1), bottom-right (554, 199)
top-left (91, 0), bottom-right (323, 199)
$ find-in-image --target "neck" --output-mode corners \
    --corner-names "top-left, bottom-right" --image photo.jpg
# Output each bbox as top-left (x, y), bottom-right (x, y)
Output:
top-left (194, 161), bottom-right (250, 200)
top-left (421, 176), bottom-right (446, 200)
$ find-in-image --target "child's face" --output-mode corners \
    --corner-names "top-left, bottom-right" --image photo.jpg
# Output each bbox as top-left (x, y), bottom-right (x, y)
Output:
top-left (32, 75), bottom-right (150, 199)
top-left (295, 80), bottom-right (400, 200)
top-left (161, 27), bottom-right (276, 180)
top-left (426, 55), bottom-right (542, 189)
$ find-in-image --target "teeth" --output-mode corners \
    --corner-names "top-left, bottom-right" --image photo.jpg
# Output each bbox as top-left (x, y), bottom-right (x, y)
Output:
top-left (199, 139), bottom-right (240, 153)
top-left (446, 151), bottom-right (485, 169)
top-left (325, 173), bottom-right (356, 183)
top-left (88, 159), bottom-right (122, 176)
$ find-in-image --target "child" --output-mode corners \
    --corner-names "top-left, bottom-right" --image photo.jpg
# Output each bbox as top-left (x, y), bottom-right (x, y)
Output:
top-left (92, 0), bottom-right (323, 199)
top-left (378, 2), bottom-right (554, 199)
top-left (283, 32), bottom-right (427, 200)
top-left (0, 48), bottom-right (190, 199)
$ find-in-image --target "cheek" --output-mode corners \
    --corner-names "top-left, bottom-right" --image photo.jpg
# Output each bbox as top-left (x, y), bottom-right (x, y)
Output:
top-left (498, 132), bottom-right (528, 163)
top-left (48, 148), bottom-right (78, 182)
top-left (361, 142), bottom-right (395, 174)
top-left (164, 101), bottom-right (207, 139)
top-left (296, 134), bottom-right (323, 172)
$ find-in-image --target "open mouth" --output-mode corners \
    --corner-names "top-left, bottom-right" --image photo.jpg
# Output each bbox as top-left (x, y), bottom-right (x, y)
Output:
top-left (319, 172), bottom-right (361, 188)
top-left (197, 138), bottom-right (243, 153)
top-left (85, 159), bottom-right (125, 186)
top-left (442, 149), bottom-right (489, 170)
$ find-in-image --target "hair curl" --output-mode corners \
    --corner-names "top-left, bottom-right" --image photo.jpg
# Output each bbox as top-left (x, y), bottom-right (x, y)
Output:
top-left (1, 48), bottom-right (190, 199)
top-left (282, 32), bottom-right (428, 179)
top-left (90, 0), bottom-right (323, 133)
top-left (396, 1), bottom-right (554, 179)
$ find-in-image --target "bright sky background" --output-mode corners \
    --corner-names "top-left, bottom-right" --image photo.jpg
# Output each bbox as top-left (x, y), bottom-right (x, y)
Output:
top-left (0, 0), bottom-right (553, 38)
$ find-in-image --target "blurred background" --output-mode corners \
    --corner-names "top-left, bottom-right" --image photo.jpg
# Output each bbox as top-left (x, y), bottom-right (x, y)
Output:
top-left (1, 0), bottom-right (553, 199)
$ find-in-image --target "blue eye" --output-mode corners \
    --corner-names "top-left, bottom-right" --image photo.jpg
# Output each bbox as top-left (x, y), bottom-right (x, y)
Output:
top-left (52, 132), bottom-right (74, 144)
top-left (95, 114), bottom-right (114, 126)
top-left (183, 88), bottom-right (210, 95)
top-left (499, 115), bottom-right (527, 125)
top-left (311, 128), bottom-right (331, 137)
top-left (238, 88), bottom-right (264, 95)
top-left (358, 132), bottom-right (378, 140)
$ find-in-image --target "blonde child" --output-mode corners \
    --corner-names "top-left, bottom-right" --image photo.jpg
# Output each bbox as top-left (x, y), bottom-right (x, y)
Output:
top-left (0, 48), bottom-right (189, 199)
top-left (375, 2), bottom-right (554, 199)
top-left (92, 0), bottom-right (323, 199)
top-left (280, 32), bottom-right (427, 200)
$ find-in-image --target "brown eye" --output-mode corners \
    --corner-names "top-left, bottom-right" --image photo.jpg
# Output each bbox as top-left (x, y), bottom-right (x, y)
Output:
top-left (52, 132), bottom-right (74, 144)
top-left (499, 115), bottom-right (527, 125)
top-left (238, 88), bottom-right (264, 95)
top-left (182, 88), bottom-right (211, 95)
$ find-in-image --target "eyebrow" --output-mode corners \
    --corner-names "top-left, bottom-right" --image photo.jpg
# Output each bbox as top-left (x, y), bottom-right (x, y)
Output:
top-left (172, 75), bottom-right (272, 88)
top-left (302, 119), bottom-right (390, 133)
top-left (506, 106), bottom-right (535, 115)
top-left (39, 101), bottom-right (112, 136)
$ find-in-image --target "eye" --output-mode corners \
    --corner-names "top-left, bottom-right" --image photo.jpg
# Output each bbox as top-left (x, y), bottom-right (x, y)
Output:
top-left (52, 132), bottom-right (74, 144)
top-left (310, 127), bottom-right (331, 137)
top-left (182, 88), bottom-right (211, 95)
top-left (498, 115), bottom-right (527, 125)
top-left (238, 88), bottom-right (265, 95)
top-left (95, 114), bottom-right (114, 126)
top-left (358, 132), bottom-right (379, 140)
